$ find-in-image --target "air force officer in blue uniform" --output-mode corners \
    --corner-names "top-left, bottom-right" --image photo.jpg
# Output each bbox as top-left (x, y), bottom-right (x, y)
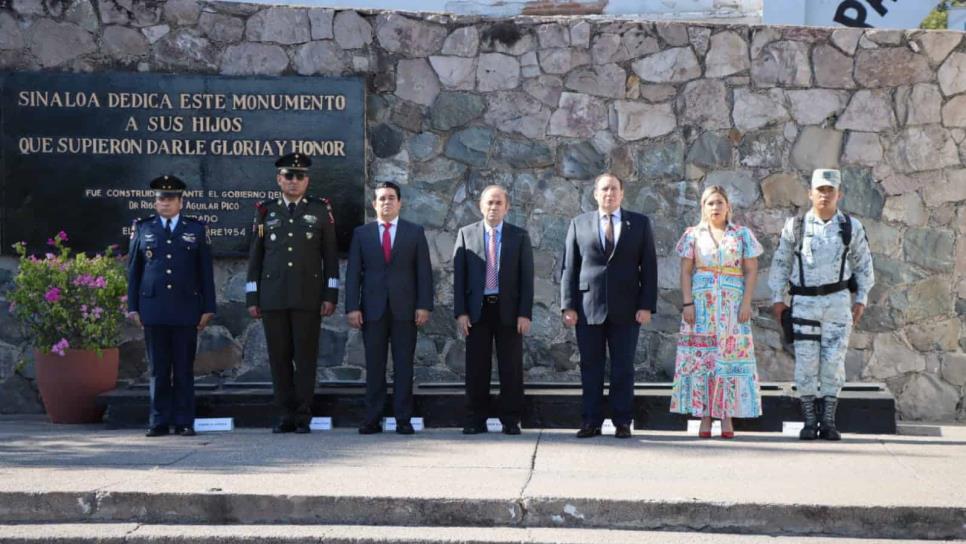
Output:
top-left (127, 175), bottom-right (216, 437)
top-left (561, 173), bottom-right (657, 439)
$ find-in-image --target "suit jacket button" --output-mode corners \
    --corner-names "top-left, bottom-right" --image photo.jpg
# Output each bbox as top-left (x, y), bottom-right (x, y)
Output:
top-left (288, 262), bottom-right (293, 267)
top-left (166, 269), bottom-right (172, 274)
top-left (288, 247), bottom-right (293, 252)
top-left (288, 232), bottom-right (293, 237)
top-left (166, 284), bottom-right (172, 289)
top-left (289, 219), bottom-right (294, 223)
top-left (166, 240), bottom-right (172, 244)
top-left (166, 254), bottom-right (172, 259)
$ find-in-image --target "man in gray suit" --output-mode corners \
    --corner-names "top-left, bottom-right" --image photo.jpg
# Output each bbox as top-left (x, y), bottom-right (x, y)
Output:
top-left (453, 185), bottom-right (534, 435)
top-left (561, 173), bottom-right (658, 439)
top-left (346, 181), bottom-right (433, 435)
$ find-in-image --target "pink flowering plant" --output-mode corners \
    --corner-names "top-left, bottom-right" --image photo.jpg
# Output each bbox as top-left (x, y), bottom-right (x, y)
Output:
top-left (8, 231), bottom-right (127, 355)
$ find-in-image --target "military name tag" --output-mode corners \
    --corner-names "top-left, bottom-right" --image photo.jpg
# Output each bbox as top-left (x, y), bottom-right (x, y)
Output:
top-left (266, 219), bottom-right (280, 228)
top-left (303, 214), bottom-right (318, 225)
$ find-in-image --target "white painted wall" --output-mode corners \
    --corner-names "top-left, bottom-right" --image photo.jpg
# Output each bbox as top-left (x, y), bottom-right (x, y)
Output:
top-left (240, 0), bottom-right (763, 19)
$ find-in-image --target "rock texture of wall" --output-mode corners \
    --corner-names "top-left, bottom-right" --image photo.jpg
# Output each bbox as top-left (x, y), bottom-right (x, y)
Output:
top-left (0, 0), bottom-right (964, 421)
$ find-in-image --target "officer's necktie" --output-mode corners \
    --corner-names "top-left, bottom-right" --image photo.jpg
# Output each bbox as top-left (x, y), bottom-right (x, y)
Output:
top-left (603, 214), bottom-right (614, 258)
top-left (382, 223), bottom-right (392, 264)
top-left (485, 228), bottom-right (498, 292)
top-left (164, 219), bottom-right (172, 236)
top-left (288, 202), bottom-right (296, 216)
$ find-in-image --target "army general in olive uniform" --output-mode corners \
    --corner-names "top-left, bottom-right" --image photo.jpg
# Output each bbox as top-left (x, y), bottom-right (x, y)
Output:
top-left (246, 153), bottom-right (340, 434)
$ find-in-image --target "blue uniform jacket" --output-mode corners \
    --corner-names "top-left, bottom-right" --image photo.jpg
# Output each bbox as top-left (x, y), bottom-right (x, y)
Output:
top-left (127, 215), bottom-right (217, 327)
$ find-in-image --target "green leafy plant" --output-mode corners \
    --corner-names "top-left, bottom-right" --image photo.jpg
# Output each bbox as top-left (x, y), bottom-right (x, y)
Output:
top-left (7, 232), bottom-right (127, 355)
top-left (922, 0), bottom-right (966, 29)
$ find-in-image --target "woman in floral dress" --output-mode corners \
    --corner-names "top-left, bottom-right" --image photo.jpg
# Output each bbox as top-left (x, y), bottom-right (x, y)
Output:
top-left (670, 185), bottom-right (763, 438)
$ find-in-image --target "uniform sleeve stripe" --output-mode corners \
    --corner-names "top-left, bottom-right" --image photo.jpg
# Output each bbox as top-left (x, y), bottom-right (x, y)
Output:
top-left (245, 282), bottom-right (258, 293)
top-left (327, 278), bottom-right (339, 289)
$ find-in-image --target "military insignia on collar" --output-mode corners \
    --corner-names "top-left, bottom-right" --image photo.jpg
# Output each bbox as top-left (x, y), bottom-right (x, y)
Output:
top-left (303, 214), bottom-right (318, 225)
top-left (306, 232), bottom-right (314, 239)
top-left (182, 233), bottom-right (196, 243)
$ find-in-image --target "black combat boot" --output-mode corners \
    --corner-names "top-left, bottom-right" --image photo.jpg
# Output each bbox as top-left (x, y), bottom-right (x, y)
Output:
top-left (818, 396), bottom-right (842, 441)
top-left (799, 396), bottom-right (819, 440)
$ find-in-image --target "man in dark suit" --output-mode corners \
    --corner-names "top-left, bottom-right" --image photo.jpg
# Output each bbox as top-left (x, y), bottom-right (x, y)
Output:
top-left (560, 173), bottom-right (657, 439)
top-left (453, 185), bottom-right (534, 435)
top-left (127, 175), bottom-right (216, 438)
top-left (345, 181), bottom-right (433, 435)
top-left (246, 153), bottom-right (340, 434)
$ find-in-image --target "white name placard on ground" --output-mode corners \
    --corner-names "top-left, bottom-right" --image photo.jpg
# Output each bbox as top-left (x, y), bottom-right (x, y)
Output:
top-left (309, 417), bottom-right (332, 431)
top-left (486, 418), bottom-right (503, 432)
top-left (382, 417), bottom-right (424, 431)
top-left (783, 421), bottom-right (805, 436)
top-left (193, 418), bottom-right (234, 432)
top-left (686, 419), bottom-right (722, 436)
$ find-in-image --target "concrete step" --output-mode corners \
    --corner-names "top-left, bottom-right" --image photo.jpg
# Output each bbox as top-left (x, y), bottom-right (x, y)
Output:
top-left (1, 492), bottom-right (963, 540)
top-left (0, 524), bottom-right (951, 543)
top-left (99, 383), bottom-right (898, 434)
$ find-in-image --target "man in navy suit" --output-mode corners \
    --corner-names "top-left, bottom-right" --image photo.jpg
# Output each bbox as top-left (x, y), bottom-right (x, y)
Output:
top-left (345, 181), bottom-right (433, 435)
top-left (560, 173), bottom-right (657, 439)
top-left (453, 185), bottom-right (534, 435)
top-left (127, 175), bottom-right (216, 438)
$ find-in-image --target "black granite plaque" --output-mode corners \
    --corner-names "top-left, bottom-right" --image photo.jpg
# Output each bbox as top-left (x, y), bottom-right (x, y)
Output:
top-left (0, 72), bottom-right (366, 256)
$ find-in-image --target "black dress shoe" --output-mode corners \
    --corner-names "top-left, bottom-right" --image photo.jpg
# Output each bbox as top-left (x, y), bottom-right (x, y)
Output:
top-left (294, 423), bottom-right (311, 434)
top-left (358, 422), bottom-right (383, 435)
top-left (396, 422), bottom-right (415, 435)
top-left (576, 425), bottom-right (601, 439)
top-left (614, 424), bottom-right (632, 439)
top-left (502, 423), bottom-right (521, 435)
top-left (462, 423), bottom-right (488, 435)
top-left (272, 422), bottom-right (296, 434)
top-left (145, 426), bottom-right (169, 437)
top-left (174, 426), bottom-right (196, 436)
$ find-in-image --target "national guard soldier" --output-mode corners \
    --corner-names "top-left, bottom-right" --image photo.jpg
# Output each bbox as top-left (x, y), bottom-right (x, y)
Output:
top-left (768, 169), bottom-right (875, 441)
top-left (127, 175), bottom-right (216, 438)
top-left (246, 153), bottom-right (339, 434)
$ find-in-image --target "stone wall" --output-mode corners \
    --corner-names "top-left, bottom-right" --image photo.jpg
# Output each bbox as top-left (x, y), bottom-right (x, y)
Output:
top-left (0, 0), bottom-right (964, 421)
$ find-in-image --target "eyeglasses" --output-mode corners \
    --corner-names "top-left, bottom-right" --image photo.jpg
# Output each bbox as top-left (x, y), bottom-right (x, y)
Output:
top-left (282, 172), bottom-right (307, 181)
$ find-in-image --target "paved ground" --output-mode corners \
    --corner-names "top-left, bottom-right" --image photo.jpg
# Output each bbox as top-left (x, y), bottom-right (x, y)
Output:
top-left (1, 416), bottom-right (965, 540)
top-left (2, 416), bottom-right (965, 506)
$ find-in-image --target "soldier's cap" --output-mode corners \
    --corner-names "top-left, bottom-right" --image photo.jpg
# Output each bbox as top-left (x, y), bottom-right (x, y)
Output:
top-left (150, 175), bottom-right (187, 197)
top-left (811, 169), bottom-right (841, 190)
top-left (275, 152), bottom-right (311, 172)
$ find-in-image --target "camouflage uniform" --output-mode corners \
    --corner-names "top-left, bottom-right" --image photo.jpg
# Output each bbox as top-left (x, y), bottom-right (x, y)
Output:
top-left (768, 210), bottom-right (875, 397)
top-left (768, 169), bottom-right (875, 440)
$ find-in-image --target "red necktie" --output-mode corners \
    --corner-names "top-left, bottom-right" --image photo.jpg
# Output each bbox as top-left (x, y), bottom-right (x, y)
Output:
top-left (382, 223), bottom-right (392, 264)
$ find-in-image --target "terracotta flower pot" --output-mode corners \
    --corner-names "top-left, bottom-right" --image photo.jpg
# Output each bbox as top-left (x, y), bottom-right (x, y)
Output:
top-left (34, 348), bottom-right (119, 424)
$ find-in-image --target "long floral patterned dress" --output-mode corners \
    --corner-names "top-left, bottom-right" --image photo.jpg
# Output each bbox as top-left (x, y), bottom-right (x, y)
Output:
top-left (670, 224), bottom-right (763, 419)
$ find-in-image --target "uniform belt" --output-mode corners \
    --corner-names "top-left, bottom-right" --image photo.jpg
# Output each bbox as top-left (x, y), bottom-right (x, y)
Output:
top-left (789, 280), bottom-right (850, 297)
top-left (484, 295), bottom-right (499, 304)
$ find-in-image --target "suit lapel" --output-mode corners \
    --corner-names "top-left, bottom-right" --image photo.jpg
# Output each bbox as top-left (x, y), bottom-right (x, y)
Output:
top-left (472, 221), bottom-right (486, 261)
top-left (498, 223), bottom-right (513, 277)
